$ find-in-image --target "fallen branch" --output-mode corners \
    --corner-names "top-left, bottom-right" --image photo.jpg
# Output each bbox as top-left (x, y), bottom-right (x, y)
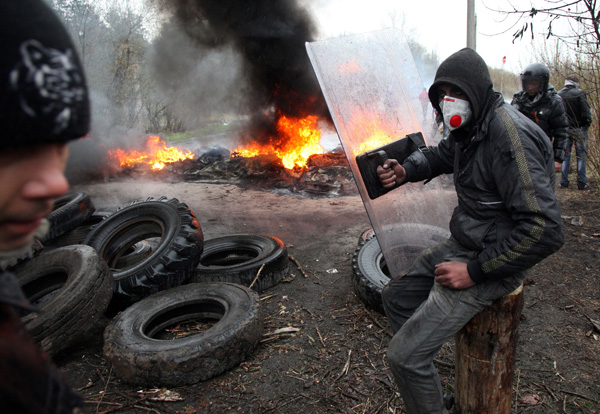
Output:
top-left (260, 326), bottom-right (301, 343)
top-left (248, 263), bottom-right (266, 289)
top-left (532, 381), bottom-right (559, 402)
top-left (559, 389), bottom-right (600, 404)
top-left (289, 255), bottom-right (309, 278)
top-left (336, 349), bottom-right (352, 381)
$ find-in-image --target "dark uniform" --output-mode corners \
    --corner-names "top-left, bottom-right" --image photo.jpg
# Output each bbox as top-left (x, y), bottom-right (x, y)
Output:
top-left (511, 63), bottom-right (568, 166)
top-left (382, 49), bottom-right (564, 414)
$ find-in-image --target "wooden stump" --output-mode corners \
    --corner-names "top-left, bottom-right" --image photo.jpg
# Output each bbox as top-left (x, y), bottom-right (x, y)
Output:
top-left (454, 284), bottom-right (524, 414)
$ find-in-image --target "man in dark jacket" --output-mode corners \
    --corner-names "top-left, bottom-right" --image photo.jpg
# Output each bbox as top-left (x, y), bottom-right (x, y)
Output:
top-left (0, 0), bottom-right (90, 412)
top-left (376, 48), bottom-right (564, 414)
top-left (511, 63), bottom-right (569, 172)
top-left (558, 74), bottom-right (593, 190)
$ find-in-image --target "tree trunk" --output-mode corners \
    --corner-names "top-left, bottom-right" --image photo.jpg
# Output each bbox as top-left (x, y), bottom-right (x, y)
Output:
top-left (454, 284), bottom-right (524, 414)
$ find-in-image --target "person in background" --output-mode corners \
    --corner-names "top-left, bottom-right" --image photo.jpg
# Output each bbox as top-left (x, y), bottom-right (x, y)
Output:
top-left (0, 0), bottom-right (91, 412)
top-left (511, 62), bottom-right (569, 172)
top-left (376, 48), bottom-right (564, 414)
top-left (558, 74), bottom-right (593, 190)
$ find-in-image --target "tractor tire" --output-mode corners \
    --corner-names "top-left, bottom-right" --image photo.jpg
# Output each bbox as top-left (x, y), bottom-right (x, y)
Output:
top-left (83, 197), bottom-right (203, 305)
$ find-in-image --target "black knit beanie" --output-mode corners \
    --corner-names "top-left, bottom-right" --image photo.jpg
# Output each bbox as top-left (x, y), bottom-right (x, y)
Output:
top-left (428, 48), bottom-right (493, 122)
top-left (0, 0), bottom-right (90, 150)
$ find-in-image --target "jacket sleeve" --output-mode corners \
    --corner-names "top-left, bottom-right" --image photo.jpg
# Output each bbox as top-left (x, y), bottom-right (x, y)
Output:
top-left (579, 92), bottom-right (592, 127)
top-left (467, 112), bottom-right (564, 283)
top-left (401, 134), bottom-right (455, 182)
top-left (549, 96), bottom-right (569, 162)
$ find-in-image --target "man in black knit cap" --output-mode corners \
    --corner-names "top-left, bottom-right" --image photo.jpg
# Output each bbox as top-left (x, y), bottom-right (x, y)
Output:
top-left (377, 48), bottom-right (564, 414)
top-left (0, 0), bottom-right (90, 412)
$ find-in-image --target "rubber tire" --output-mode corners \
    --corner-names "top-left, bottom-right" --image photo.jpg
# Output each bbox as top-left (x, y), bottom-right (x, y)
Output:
top-left (83, 197), bottom-right (204, 305)
top-left (352, 223), bottom-right (450, 314)
top-left (43, 192), bottom-right (95, 242)
top-left (104, 282), bottom-right (263, 387)
top-left (191, 234), bottom-right (288, 292)
top-left (43, 211), bottom-right (112, 248)
top-left (114, 240), bottom-right (153, 268)
top-left (358, 228), bottom-right (376, 245)
top-left (14, 245), bottom-right (113, 356)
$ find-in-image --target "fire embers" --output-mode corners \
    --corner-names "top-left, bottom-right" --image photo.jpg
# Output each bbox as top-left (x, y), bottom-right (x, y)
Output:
top-left (111, 147), bottom-right (355, 198)
top-left (108, 136), bottom-right (194, 170)
top-left (186, 150), bottom-right (356, 197)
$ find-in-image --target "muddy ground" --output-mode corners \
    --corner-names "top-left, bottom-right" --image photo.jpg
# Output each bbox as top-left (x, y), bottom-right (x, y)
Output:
top-left (53, 168), bottom-right (600, 414)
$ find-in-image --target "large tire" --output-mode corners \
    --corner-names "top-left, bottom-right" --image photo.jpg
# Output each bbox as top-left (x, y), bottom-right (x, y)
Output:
top-left (83, 197), bottom-right (204, 305)
top-left (352, 223), bottom-right (450, 313)
top-left (104, 282), bottom-right (263, 387)
top-left (42, 192), bottom-right (95, 242)
top-left (191, 234), bottom-right (288, 292)
top-left (14, 245), bottom-right (113, 356)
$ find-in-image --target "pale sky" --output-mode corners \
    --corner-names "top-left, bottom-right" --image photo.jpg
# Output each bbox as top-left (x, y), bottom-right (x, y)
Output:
top-left (308, 0), bottom-right (544, 74)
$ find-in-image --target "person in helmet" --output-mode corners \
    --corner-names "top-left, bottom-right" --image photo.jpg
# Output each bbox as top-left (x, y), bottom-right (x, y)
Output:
top-left (0, 0), bottom-right (90, 411)
top-left (376, 48), bottom-right (564, 414)
top-left (558, 74), bottom-right (592, 190)
top-left (511, 63), bottom-right (569, 172)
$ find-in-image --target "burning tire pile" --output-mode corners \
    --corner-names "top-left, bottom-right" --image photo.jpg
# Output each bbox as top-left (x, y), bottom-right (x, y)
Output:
top-left (11, 192), bottom-right (290, 386)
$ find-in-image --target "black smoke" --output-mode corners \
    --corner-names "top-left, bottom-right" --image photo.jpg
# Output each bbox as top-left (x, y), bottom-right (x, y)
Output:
top-left (156, 0), bottom-right (331, 145)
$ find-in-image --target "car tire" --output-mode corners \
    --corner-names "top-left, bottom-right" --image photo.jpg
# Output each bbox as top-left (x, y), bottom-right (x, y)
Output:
top-left (352, 223), bottom-right (450, 313)
top-left (191, 234), bottom-right (288, 292)
top-left (14, 245), bottom-right (113, 356)
top-left (103, 282), bottom-right (263, 387)
top-left (43, 211), bottom-right (112, 248)
top-left (83, 197), bottom-right (204, 305)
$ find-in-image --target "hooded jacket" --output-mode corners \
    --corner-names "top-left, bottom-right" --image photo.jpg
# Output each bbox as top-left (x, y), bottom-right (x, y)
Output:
top-left (511, 85), bottom-right (569, 162)
top-left (558, 83), bottom-right (592, 129)
top-left (401, 48), bottom-right (564, 283)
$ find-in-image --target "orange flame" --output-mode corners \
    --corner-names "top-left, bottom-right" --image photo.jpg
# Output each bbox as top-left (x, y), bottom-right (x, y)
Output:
top-left (109, 136), bottom-right (194, 170)
top-left (350, 112), bottom-right (396, 156)
top-left (233, 115), bottom-right (324, 169)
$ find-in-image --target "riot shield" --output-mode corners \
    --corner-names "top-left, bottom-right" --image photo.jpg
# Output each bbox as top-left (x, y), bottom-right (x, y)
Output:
top-left (306, 29), bottom-right (456, 279)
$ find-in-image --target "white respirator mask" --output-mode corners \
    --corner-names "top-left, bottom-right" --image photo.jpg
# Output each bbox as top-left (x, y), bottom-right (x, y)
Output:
top-left (440, 96), bottom-right (472, 131)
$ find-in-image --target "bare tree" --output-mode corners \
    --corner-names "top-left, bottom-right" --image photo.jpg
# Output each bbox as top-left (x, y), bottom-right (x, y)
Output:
top-left (491, 0), bottom-right (600, 188)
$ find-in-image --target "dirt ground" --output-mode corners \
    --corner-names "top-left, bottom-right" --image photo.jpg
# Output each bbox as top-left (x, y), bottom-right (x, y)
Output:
top-left (54, 169), bottom-right (600, 414)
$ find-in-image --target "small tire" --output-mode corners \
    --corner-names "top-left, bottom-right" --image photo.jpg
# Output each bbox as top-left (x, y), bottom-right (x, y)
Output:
top-left (114, 240), bottom-right (153, 268)
top-left (43, 211), bottom-right (112, 248)
top-left (83, 197), bottom-right (204, 305)
top-left (352, 223), bottom-right (450, 313)
top-left (191, 234), bottom-right (288, 292)
top-left (104, 282), bottom-right (263, 387)
top-left (43, 192), bottom-right (95, 242)
top-left (14, 245), bottom-right (113, 356)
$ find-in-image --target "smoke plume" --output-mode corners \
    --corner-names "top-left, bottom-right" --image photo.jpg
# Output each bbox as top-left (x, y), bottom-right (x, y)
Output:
top-left (155, 0), bottom-right (330, 144)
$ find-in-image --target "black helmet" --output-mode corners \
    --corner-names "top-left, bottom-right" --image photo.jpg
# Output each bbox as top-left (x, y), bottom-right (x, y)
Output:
top-left (520, 63), bottom-right (550, 95)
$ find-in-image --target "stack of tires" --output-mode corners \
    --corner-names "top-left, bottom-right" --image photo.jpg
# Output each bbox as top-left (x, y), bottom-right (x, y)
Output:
top-left (12, 192), bottom-right (290, 387)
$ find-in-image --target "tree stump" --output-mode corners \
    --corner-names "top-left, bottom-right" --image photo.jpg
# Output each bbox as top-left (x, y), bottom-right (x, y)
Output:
top-left (454, 283), bottom-right (524, 414)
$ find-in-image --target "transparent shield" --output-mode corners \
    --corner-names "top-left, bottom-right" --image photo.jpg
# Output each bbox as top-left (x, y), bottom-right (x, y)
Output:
top-left (306, 29), bottom-right (457, 279)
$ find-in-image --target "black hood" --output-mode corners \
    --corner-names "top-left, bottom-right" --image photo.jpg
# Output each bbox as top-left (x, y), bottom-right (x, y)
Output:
top-left (428, 48), bottom-right (493, 122)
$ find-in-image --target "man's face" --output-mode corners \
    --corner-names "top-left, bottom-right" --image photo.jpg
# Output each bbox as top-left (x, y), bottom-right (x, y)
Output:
top-left (436, 84), bottom-right (468, 103)
top-left (522, 77), bottom-right (541, 96)
top-left (0, 142), bottom-right (69, 250)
